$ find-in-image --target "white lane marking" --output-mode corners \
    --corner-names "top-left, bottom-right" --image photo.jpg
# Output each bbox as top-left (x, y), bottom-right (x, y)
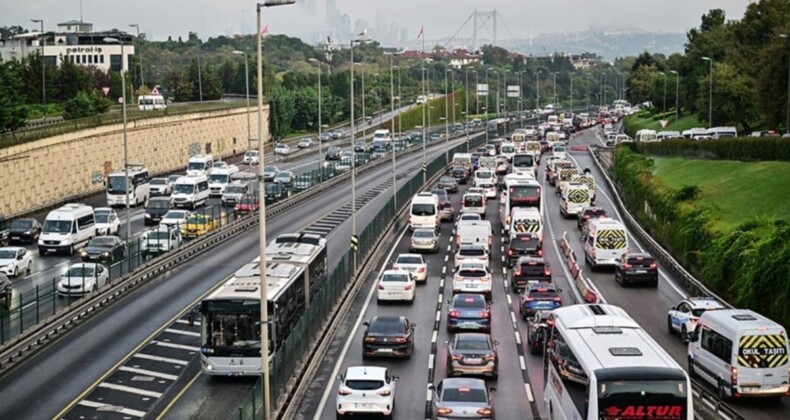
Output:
top-left (519, 355), bottom-right (526, 370)
top-left (432, 330), bottom-right (438, 344)
top-left (150, 340), bottom-right (200, 352)
top-left (437, 293), bottom-right (443, 304)
top-left (78, 400), bottom-right (145, 417)
top-left (525, 383), bottom-right (534, 402)
top-left (444, 255), bottom-right (448, 263)
top-left (510, 312), bottom-right (517, 325)
top-left (506, 294), bottom-right (512, 305)
top-left (175, 319), bottom-right (201, 326)
top-left (118, 366), bottom-right (178, 381)
top-left (133, 352), bottom-right (189, 365)
top-left (441, 265), bottom-right (446, 275)
top-left (428, 354), bottom-right (435, 371)
top-left (503, 279), bottom-right (507, 289)
top-left (164, 328), bottom-right (200, 337)
top-left (514, 331), bottom-right (522, 345)
top-left (446, 244), bottom-right (451, 252)
top-left (313, 226), bottom-right (409, 420)
top-left (98, 382), bottom-right (163, 398)
top-left (439, 278), bottom-right (444, 288)
top-left (426, 387), bottom-right (433, 402)
top-left (435, 311), bottom-right (441, 322)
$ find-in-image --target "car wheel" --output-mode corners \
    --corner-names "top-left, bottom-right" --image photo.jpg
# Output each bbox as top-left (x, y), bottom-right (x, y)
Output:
top-left (667, 317), bottom-right (674, 335)
top-left (336, 413), bottom-right (345, 420)
top-left (718, 380), bottom-right (728, 400)
top-left (26, 263), bottom-right (31, 274)
top-left (681, 326), bottom-right (689, 344)
top-left (13, 266), bottom-right (18, 277)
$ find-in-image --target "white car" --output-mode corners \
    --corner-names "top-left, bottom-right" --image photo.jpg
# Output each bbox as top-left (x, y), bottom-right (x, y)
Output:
top-left (376, 269), bottom-right (415, 303)
top-left (0, 247), bottom-right (32, 277)
top-left (149, 177), bottom-right (172, 196)
top-left (243, 150), bottom-right (260, 165)
top-left (452, 261), bottom-right (492, 297)
top-left (336, 366), bottom-right (397, 418)
top-left (141, 225), bottom-right (183, 257)
top-left (667, 297), bottom-right (725, 342)
top-left (454, 243), bottom-right (490, 268)
top-left (94, 207), bottom-right (121, 236)
top-left (159, 210), bottom-right (192, 228)
top-left (456, 213), bottom-right (482, 224)
top-left (551, 145), bottom-right (567, 160)
top-left (274, 143), bottom-right (290, 155)
top-left (57, 263), bottom-right (108, 295)
top-left (392, 253), bottom-right (427, 282)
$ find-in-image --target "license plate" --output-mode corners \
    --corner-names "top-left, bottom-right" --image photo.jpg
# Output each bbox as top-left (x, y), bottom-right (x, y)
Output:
top-left (461, 322), bottom-right (478, 328)
top-left (354, 403), bottom-right (372, 409)
top-left (635, 269), bottom-right (646, 274)
top-left (465, 358), bottom-right (482, 364)
top-left (11, 237), bottom-right (19, 240)
top-left (377, 348), bottom-right (393, 353)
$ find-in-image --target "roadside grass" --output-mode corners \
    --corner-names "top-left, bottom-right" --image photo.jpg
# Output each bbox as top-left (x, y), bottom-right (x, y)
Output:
top-left (390, 92), bottom-right (464, 132)
top-left (651, 157), bottom-right (790, 232)
top-left (625, 109), bottom-right (705, 135)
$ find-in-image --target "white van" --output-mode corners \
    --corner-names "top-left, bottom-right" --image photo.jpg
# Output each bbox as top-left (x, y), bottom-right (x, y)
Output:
top-left (105, 164), bottom-right (150, 207)
top-left (508, 207), bottom-right (543, 242)
top-left (473, 169), bottom-right (496, 188)
top-left (511, 153), bottom-right (537, 176)
top-left (689, 309), bottom-right (789, 400)
top-left (208, 164), bottom-right (240, 196)
top-left (171, 174), bottom-right (210, 209)
top-left (456, 220), bottom-right (493, 253)
top-left (559, 183), bottom-right (591, 218)
top-left (372, 129), bottom-right (392, 141)
top-left (583, 218), bottom-right (628, 270)
top-left (635, 129), bottom-right (658, 142)
top-left (461, 192), bottom-right (486, 216)
top-left (707, 126), bottom-right (738, 139)
top-left (409, 192), bottom-right (439, 231)
top-left (38, 203), bottom-right (96, 255)
top-left (187, 154), bottom-right (214, 176)
top-left (138, 94), bottom-right (166, 111)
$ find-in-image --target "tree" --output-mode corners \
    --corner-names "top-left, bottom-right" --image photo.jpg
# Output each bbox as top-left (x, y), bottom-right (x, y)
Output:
top-left (268, 85), bottom-right (295, 139)
top-left (63, 91), bottom-right (96, 120)
top-left (626, 64), bottom-right (662, 106)
top-left (755, 39), bottom-right (790, 129)
top-left (0, 59), bottom-right (28, 131)
top-left (54, 58), bottom-right (91, 102)
top-left (479, 44), bottom-right (509, 67)
top-left (695, 62), bottom-right (757, 129)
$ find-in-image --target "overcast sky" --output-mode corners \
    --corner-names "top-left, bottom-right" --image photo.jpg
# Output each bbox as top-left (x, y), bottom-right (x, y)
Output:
top-left (1, 0), bottom-right (750, 45)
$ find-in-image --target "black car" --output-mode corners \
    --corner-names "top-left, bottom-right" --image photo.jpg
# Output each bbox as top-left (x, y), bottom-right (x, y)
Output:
top-left (511, 256), bottom-right (552, 293)
top-left (446, 293), bottom-right (491, 333)
top-left (577, 206), bottom-right (607, 229)
top-left (0, 273), bottom-right (11, 307)
top-left (144, 197), bottom-right (171, 226)
top-left (437, 176), bottom-right (459, 193)
top-left (264, 183), bottom-right (290, 204)
top-left (615, 252), bottom-right (658, 287)
top-left (81, 236), bottom-right (126, 263)
top-left (506, 233), bottom-right (542, 267)
top-left (325, 146), bottom-right (342, 160)
top-left (7, 218), bottom-right (42, 244)
top-left (362, 315), bottom-right (415, 359)
top-left (353, 141), bottom-right (368, 153)
top-left (449, 167), bottom-right (469, 184)
top-left (526, 311), bottom-right (552, 355)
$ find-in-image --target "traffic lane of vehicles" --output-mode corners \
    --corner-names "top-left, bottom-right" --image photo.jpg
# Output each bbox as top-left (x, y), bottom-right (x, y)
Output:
top-left (114, 134), bottom-right (476, 419)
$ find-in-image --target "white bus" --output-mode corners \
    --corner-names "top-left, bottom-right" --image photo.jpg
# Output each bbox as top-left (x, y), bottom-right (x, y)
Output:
top-left (105, 164), bottom-right (150, 207)
top-left (137, 94), bottom-right (166, 111)
top-left (499, 178), bottom-right (543, 230)
top-left (544, 304), bottom-right (693, 420)
top-left (200, 234), bottom-right (327, 376)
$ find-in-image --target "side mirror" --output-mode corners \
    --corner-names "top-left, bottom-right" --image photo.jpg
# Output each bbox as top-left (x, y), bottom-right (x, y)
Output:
top-left (336, 374), bottom-right (344, 381)
top-left (362, 322), bottom-right (369, 327)
top-left (411, 322), bottom-right (417, 327)
top-left (489, 387), bottom-right (497, 393)
top-left (393, 376), bottom-right (399, 381)
top-left (427, 384), bottom-right (435, 390)
top-left (493, 340), bottom-right (500, 346)
top-left (446, 299), bottom-right (451, 305)
top-left (556, 288), bottom-right (563, 293)
top-left (444, 340), bottom-right (449, 345)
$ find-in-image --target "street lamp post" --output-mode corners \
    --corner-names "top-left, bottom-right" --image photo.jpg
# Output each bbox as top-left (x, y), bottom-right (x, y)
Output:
top-left (536, 70), bottom-right (541, 110)
top-left (445, 68), bottom-right (450, 163)
top-left (308, 58), bottom-right (324, 176)
top-left (383, 50), bottom-right (402, 208)
top-left (659, 71), bottom-right (667, 113)
top-left (519, 70), bottom-right (524, 128)
top-left (466, 67), bottom-right (471, 151)
top-left (570, 72), bottom-right (574, 112)
top-left (422, 65), bottom-right (427, 183)
top-left (256, 4), bottom-right (294, 420)
top-left (702, 56), bottom-right (713, 127)
top-left (552, 72), bottom-right (557, 107)
top-left (129, 24), bottom-right (145, 88)
top-left (780, 34), bottom-right (790, 134)
top-left (31, 19), bottom-right (46, 116)
top-left (232, 51), bottom-right (252, 152)
top-left (350, 31), bottom-right (370, 271)
top-left (503, 69), bottom-right (510, 120)
top-left (474, 70), bottom-right (479, 117)
top-left (670, 70), bottom-right (679, 129)
top-left (103, 37), bottom-right (130, 244)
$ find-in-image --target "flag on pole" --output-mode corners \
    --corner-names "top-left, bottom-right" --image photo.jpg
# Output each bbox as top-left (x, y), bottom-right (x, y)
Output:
top-left (260, 25), bottom-right (269, 38)
top-left (417, 25), bottom-right (424, 39)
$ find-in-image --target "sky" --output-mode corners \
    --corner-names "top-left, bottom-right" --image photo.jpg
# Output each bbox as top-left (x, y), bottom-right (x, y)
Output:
top-left (0, 0), bottom-right (750, 45)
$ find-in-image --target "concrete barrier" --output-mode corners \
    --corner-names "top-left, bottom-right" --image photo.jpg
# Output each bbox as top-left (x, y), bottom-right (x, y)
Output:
top-left (559, 231), bottom-right (599, 304)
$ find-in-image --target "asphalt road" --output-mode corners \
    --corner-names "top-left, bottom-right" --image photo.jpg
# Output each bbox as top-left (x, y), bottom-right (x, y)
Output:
top-left (0, 128), bottom-right (473, 419)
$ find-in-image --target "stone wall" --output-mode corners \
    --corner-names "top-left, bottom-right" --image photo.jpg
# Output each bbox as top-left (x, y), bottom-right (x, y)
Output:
top-left (0, 106), bottom-right (269, 217)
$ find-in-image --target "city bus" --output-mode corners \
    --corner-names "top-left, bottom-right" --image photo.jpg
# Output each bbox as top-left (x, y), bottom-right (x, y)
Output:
top-left (543, 304), bottom-right (692, 420)
top-left (199, 234), bottom-right (327, 376)
top-left (499, 178), bottom-right (543, 230)
top-left (105, 163), bottom-right (150, 207)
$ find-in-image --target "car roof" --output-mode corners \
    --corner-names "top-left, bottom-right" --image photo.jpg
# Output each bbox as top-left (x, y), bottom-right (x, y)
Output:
top-left (382, 269), bottom-right (410, 276)
top-left (624, 252), bottom-right (653, 259)
top-left (396, 253), bottom-right (424, 260)
top-left (452, 294), bottom-right (485, 303)
top-left (0, 246), bottom-right (25, 252)
top-left (685, 297), bottom-right (725, 310)
top-left (440, 377), bottom-right (487, 390)
top-left (517, 256), bottom-right (546, 264)
top-left (345, 366), bottom-right (387, 380)
top-left (455, 332), bottom-right (491, 341)
top-left (370, 315), bottom-right (405, 324)
top-left (528, 283), bottom-right (558, 291)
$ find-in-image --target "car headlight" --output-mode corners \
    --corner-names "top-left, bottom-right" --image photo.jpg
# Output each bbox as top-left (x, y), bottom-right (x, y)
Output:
top-left (81, 251), bottom-right (88, 257)
top-left (144, 214), bottom-right (151, 218)
top-left (102, 252), bottom-right (110, 256)
top-left (24, 230), bottom-right (31, 235)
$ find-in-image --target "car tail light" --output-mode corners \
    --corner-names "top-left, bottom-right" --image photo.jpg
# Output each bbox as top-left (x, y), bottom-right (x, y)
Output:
top-left (394, 337), bottom-right (408, 343)
top-left (507, 249), bottom-right (513, 256)
top-left (338, 388), bottom-right (352, 396)
top-left (538, 249), bottom-right (543, 256)
top-left (731, 367), bottom-right (738, 386)
top-left (449, 310), bottom-right (460, 318)
top-left (484, 354), bottom-right (496, 361)
top-left (544, 267), bottom-right (551, 276)
top-left (364, 337), bottom-right (376, 343)
top-left (649, 262), bottom-right (657, 269)
top-left (524, 296), bottom-right (533, 302)
top-left (378, 389), bottom-right (391, 396)
top-left (404, 284), bottom-right (413, 291)
top-left (378, 284), bottom-right (385, 290)
top-left (514, 268), bottom-right (522, 276)
top-left (553, 297), bottom-right (562, 302)
top-left (622, 262), bottom-right (632, 269)
top-left (438, 407), bottom-right (453, 415)
top-left (480, 311), bottom-right (490, 318)
top-left (411, 240), bottom-right (417, 246)
top-left (477, 408), bottom-right (493, 416)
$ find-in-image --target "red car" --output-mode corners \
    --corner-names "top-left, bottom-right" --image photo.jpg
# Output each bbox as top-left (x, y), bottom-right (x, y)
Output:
top-left (233, 195), bottom-right (259, 217)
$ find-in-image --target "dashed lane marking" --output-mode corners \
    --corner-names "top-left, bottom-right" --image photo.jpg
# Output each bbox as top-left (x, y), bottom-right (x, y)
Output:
top-left (150, 340), bottom-right (200, 352)
top-left (132, 353), bottom-right (189, 365)
top-left (98, 382), bottom-right (164, 398)
top-left (78, 400), bottom-right (146, 417)
top-left (118, 366), bottom-right (179, 381)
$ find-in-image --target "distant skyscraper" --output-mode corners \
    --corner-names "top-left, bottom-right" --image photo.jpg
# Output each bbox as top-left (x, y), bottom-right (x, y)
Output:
top-left (338, 13), bottom-right (351, 40)
top-left (354, 18), bottom-right (368, 35)
top-left (389, 23), bottom-right (399, 44)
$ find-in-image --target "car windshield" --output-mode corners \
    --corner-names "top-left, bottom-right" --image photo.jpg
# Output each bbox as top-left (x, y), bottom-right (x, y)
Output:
top-left (264, 166), bottom-right (277, 172)
top-left (456, 338), bottom-right (491, 351)
top-left (464, 196), bottom-right (483, 206)
top-left (440, 177), bottom-right (455, 183)
top-left (225, 186), bottom-right (246, 194)
top-left (43, 220), bottom-right (71, 233)
top-left (151, 179), bottom-right (167, 185)
top-left (411, 204), bottom-right (435, 216)
top-left (66, 266), bottom-right (97, 277)
top-left (209, 174), bottom-right (229, 183)
top-left (164, 212), bottom-right (186, 219)
top-left (442, 387), bottom-right (487, 403)
top-left (511, 236), bottom-right (539, 249)
top-left (240, 197), bottom-right (256, 205)
top-left (476, 171), bottom-right (492, 179)
top-left (173, 184), bottom-right (195, 194)
top-left (554, 146), bottom-right (566, 152)
top-left (94, 213), bottom-right (111, 223)
top-left (453, 296), bottom-right (485, 309)
top-left (345, 380), bottom-right (384, 390)
top-left (413, 230), bottom-right (434, 239)
top-left (276, 172), bottom-right (293, 179)
top-left (368, 319), bottom-right (405, 335)
top-left (148, 200), bottom-right (170, 209)
top-left (89, 238), bottom-right (116, 247)
top-left (459, 248), bottom-right (485, 257)
top-left (459, 268), bottom-right (487, 277)
top-left (187, 162), bottom-right (206, 171)
top-left (396, 256), bottom-right (422, 265)
top-left (528, 288), bottom-right (558, 299)
top-left (381, 273), bottom-right (409, 282)
top-left (10, 220), bottom-right (33, 229)
top-left (0, 250), bottom-right (16, 259)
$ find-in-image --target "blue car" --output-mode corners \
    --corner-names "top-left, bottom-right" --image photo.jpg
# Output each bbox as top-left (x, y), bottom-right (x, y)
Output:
top-left (520, 283), bottom-right (562, 320)
top-left (446, 294), bottom-right (491, 333)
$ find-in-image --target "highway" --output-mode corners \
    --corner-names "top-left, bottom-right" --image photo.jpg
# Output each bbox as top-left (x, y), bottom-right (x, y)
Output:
top-left (0, 127), bottom-right (474, 419)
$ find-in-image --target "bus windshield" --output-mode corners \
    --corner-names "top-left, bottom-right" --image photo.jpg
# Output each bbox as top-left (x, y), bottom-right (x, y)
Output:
top-left (188, 161), bottom-right (206, 171)
top-left (598, 380), bottom-right (687, 420)
top-left (106, 176), bottom-right (129, 193)
top-left (411, 203), bottom-right (435, 216)
top-left (209, 174), bottom-right (230, 183)
top-left (513, 155), bottom-right (534, 167)
top-left (43, 220), bottom-right (72, 233)
top-left (173, 184), bottom-right (195, 194)
top-left (201, 300), bottom-right (273, 356)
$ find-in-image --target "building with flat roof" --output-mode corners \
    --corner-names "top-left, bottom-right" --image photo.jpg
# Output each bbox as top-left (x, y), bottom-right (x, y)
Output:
top-left (0, 20), bottom-right (134, 73)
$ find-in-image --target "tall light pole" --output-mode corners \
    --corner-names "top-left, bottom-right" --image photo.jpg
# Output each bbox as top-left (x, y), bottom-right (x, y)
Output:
top-left (466, 67), bottom-right (471, 150)
top-left (397, 63), bottom-right (402, 136)
top-left (308, 58), bottom-right (324, 176)
top-left (421, 65), bottom-right (427, 183)
top-left (256, 4), bottom-right (294, 420)
top-left (350, 31), bottom-right (370, 271)
top-left (444, 68), bottom-right (450, 162)
top-left (670, 70), bottom-right (679, 129)
top-left (129, 24), bottom-right (145, 88)
top-left (570, 71), bottom-right (574, 112)
top-left (780, 34), bottom-right (790, 134)
top-left (383, 50), bottom-right (402, 207)
top-left (474, 69), bottom-right (479, 117)
top-left (31, 19), bottom-right (46, 116)
top-left (702, 56), bottom-right (713, 127)
top-left (104, 37), bottom-right (130, 243)
top-left (196, 51), bottom-right (204, 102)
top-left (503, 69), bottom-right (510, 119)
top-left (552, 72), bottom-right (557, 106)
top-left (361, 63), bottom-right (366, 140)
top-left (659, 71), bottom-right (667, 112)
top-left (233, 51), bottom-right (252, 152)
top-left (536, 70), bottom-right (542, 110)
top-left (519, 70), bottom-right (525, 127)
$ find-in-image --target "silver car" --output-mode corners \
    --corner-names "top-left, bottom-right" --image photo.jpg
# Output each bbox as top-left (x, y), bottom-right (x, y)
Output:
top-left (431, 377), bottom-right (495, 420)
top-left (410, 229), bottom-right (439, 253)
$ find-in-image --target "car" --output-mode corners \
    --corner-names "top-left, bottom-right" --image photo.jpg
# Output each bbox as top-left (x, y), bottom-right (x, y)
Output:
top-left (510, 256), bottom-right (551, 293)
top-left (243, 149), bottom-right (260, 165)
top-left (148, 177), bottom-right (172, 196)
top-left (7, 218), bottom-right (41, 244)
top-left (353, 141), bottom-right (368, 153)
top-left (431, 133), bottom-right (443, 141)
top-left (325, 146), bottom-right (342, 160)
top-left (319, 131), bottom-right (332, 142)
top-left (376, 269), bottom-right (416, 303)
top-left (430, 378), bottom-right (495, 420)
top-left (293, 175), bottom-right (315, 192)
top-left (505, 233), bottom-right (542, 267)
top-left (159, 209), bottom-right (191, 228)
top-left (452, 262), bottom-right (492, 298)
top-left (410, 229), bottom-right (439, 253)
top-left (577, 206), bottom-right (607, 229)
top-left (614, 252), bottom-right (658, 287)
top-left (437, 176), bottom-right (459, 193)
top-left (331, 129), bottom-right (344, 139)
top-left (262, 165), bottom-right (279, 181)
top-left (94, 207), bottom-right (121, 235)
top-left (273, 170), bottom-right (296, 186)
top-left (526, 311), bottom-right (553, 355)
top-left (273, 143), bottom-right (290, 155)
top-left (81, 236), bottom-right (126, 264)
top-left (144, 197), bottom-right (172, 226)
top-left (392, 253), bottom-right (427, 282)
top-left (519, 283), bottom-right (562, 320)
top-left (362, 315), bottom-right (416, 358)
top-left (167, 174), bottom-right (183, 186)
top-left (264, 183), bottom-right (290, 204)
top-left (335, 366), bottom-right (397, 419)
top-left (446, 333), bottom-right (499, 379)
top-left (456, 213), bottom-right (482, 223)
top-left (454, 243), bottom-right (489, 268)
top-left (0, 273), bottom-right (11, 307)
top-left (56, 263), bottom-right (109, 296)
top-left (446, 293), bottom-right (491, 333)
top-left (0, 247), bottom-right (32, 277)
top-left (141, 224), bottom-right (182, 257)
top-left (233, 195), bottom-right (259, 217)
top-left (220, 181), bottom-right (249, 207)
top-left (180, 214), bottom-right (218, 239)
top-left (297, 137), bottom-right (313, 149)
top-left (449, 167), bottom-right (469, 184)
top-left (667, 297), bottom-right (725, 343)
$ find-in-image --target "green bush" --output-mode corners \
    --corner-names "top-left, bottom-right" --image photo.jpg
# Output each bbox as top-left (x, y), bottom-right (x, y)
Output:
top-left (630, 137), bottom-right (790, 161)
top-left (63, 91), bottom-right (96, 120)
top-left (612, 147), bottom-right (790, 328)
